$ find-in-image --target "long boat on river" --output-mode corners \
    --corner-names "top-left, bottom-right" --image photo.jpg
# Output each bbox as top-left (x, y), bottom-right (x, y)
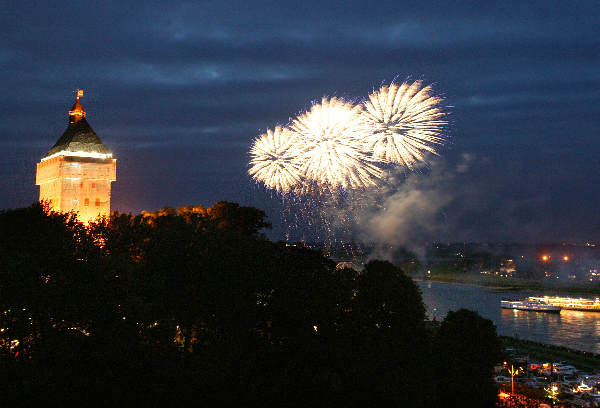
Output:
top-left (501, 300), bottom-right (561, 313)
top-left (527, 296), bottom-right (600, 312)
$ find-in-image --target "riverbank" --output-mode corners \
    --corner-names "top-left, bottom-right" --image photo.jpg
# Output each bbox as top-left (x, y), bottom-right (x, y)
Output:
top-left (501, 336), bottom-right (600, 372)
top-left (413, 276), bottom-right (508, 291)
top-left (417, 278), bottom-right (600, 355)
top-left (413, 273), bottom-right (600, 296)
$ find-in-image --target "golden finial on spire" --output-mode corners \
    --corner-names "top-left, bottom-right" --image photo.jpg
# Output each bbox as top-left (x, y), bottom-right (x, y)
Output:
top-left (69, 90), bottom-right (86, 123)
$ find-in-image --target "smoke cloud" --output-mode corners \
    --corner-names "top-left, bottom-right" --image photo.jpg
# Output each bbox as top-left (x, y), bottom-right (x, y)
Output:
top-left (357, 155), bottom-right (470, 260)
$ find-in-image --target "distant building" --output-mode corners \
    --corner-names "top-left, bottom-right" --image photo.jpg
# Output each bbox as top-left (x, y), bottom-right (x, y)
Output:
top-left (36, 91), bottom-right (116, 223)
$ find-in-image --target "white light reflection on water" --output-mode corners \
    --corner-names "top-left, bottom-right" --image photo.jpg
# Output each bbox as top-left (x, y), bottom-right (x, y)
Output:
top-left (417, 280), bottom-right (600, 354)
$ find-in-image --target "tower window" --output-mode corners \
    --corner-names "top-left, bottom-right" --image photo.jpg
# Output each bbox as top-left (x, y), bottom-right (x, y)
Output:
top-left (84, 198), bottom-right (89, 206)
top-left (95, 198), bottom-right (100, 206)
top-left (92, 182), bottom-right (96, 188)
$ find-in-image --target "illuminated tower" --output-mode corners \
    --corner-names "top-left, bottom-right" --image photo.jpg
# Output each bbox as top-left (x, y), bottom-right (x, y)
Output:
top-left (36, 90), bottom-right (116, 223)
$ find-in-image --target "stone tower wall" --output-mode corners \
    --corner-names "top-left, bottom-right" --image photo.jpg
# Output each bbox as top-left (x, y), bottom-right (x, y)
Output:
top-left (36, 156), bottom-right (116, 223)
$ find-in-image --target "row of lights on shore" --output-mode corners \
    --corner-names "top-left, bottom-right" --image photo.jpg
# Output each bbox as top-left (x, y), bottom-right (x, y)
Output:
top-left (541, 255), bottom-right (569, 262)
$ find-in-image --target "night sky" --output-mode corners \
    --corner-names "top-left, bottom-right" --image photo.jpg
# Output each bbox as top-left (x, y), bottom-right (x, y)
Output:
top-left (1, 1), bottom-right (598, 244)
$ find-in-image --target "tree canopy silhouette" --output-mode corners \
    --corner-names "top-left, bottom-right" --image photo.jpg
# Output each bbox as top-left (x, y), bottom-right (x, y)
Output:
top-left (0, 202), bottom-right (501, 405)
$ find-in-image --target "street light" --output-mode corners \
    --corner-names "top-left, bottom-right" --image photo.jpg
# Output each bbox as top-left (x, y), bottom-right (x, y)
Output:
top-left (508, 365), bottom-right (519, 394)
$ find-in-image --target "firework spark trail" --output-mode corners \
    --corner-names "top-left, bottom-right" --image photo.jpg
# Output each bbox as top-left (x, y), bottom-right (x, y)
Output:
top-left (248, 126), bottom-right (303, 194)
top-left (289, 97), bottom-right (383, 190)
top-left (362, 80), bottom-right (447, 169)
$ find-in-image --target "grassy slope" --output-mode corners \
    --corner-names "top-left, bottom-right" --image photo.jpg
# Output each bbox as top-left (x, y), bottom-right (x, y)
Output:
top-left (501, 336), bottom-right (600, 372)
top-left (416, 272), bottom-right (600, 296)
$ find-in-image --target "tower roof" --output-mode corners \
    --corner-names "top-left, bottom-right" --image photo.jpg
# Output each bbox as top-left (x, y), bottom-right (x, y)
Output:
top-left (43, 96), bottom-right (112, 160)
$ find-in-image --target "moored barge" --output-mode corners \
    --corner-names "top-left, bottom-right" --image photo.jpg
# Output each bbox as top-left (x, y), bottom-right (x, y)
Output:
top-left (501, 300), bottom-right (562, 313)
top-left (527, 296), bottom-right (600, 312)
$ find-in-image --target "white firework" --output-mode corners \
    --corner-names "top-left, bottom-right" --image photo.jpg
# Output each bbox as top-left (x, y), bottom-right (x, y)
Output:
top-left (289, 97), bottom-right (382, 190)
top-left (362, 80), bottom-right (447, 169)
top-left (248, 126), bottom-right (303, 194)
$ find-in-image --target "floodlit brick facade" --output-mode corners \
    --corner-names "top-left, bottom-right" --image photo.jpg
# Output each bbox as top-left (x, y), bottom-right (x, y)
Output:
top-left (36, 92), bottom-right (116, 223)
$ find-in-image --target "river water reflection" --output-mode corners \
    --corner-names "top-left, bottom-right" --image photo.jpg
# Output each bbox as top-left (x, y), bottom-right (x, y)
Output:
top-left (417, 280), bottom-right (600, 354)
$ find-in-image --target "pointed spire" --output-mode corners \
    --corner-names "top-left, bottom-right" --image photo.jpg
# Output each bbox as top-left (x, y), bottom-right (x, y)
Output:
top-left (68, 89), bottom-right (86, 124)
top-left (43, 90), bottom-right (112, 160)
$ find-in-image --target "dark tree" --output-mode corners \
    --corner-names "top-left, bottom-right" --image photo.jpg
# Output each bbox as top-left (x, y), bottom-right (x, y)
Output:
top-left (339, 260), bottom-right (430, 406)
top-left (434, 308), bottom-right (502, 408)
top-left (206, 201), bottom-right (271, 237)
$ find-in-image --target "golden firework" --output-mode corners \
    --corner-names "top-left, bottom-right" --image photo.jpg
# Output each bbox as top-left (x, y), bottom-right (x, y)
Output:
top-left (289, 97), bottom-right (382, 190)
top-left (362, 80), bottom-right (447, 169)
top-left (248, 126), bottom-right (303, 193)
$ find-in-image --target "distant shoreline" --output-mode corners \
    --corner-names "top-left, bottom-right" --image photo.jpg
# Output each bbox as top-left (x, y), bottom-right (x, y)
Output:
top-left (412, 277), bottom-right (508, 291)
top-left (411, 274), bottom-right (600, 297)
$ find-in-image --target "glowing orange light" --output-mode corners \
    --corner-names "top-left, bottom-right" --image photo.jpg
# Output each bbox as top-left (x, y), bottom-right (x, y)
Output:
top-left (541, 255), bottom-right (549, 261)
top-left (563, 256), bottom-right (569, 261)
top-left (508, 365), bottom-right (519, 394)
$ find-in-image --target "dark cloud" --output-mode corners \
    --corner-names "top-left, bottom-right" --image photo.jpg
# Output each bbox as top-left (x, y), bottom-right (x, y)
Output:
top-left (0, 0), bottom-right (598, 242)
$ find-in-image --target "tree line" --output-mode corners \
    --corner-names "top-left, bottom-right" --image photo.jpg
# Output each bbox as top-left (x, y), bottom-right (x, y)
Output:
top-left (0, 202), bottom-right (502, 406)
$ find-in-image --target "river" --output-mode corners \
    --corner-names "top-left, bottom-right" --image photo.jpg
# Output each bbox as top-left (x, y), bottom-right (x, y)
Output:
top-left (417, 280), bottom-right (600, 354)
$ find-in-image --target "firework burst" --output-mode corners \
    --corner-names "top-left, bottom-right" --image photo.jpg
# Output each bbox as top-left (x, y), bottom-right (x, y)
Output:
top-left (362, 80), bottom-right (447, 169)
top-left (247, 78), bottom-right (449, 254)
top-left (248, 126), bottom-right (303, 194)
top-left (289, 97), bottom-right (383, 190)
